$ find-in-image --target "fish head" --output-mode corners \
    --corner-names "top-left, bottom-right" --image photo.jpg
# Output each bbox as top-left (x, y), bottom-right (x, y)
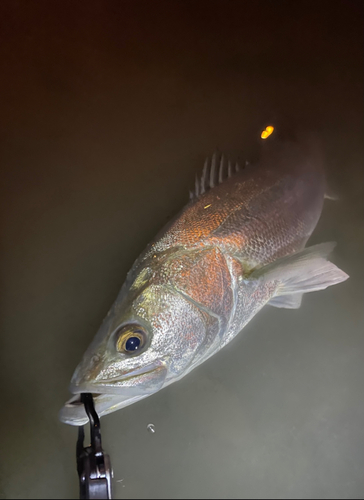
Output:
top-left (59, 263), bottom-right (211, 425)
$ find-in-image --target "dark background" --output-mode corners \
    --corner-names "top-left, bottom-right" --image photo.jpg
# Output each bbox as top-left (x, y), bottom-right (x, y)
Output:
top-left (1, 1), bottom-right (363, 498)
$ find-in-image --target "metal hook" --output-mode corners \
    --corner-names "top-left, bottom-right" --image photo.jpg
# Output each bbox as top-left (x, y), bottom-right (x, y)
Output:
top-left (76, 393), bottom-right (113, 499)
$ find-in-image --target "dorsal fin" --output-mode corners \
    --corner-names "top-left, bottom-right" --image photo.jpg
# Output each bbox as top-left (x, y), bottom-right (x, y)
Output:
top-left (190, 152), bottom-right (247, 200)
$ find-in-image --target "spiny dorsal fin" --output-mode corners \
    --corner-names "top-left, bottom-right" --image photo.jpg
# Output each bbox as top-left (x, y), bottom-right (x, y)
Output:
top-left (191, 152), bottom-right (247, 199)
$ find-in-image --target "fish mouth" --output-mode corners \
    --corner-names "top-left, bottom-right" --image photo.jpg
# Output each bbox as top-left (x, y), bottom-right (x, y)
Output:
top-left (59, 362), bottom-right (167, 426)
top-left (59, 392), bottom-right (151, 426)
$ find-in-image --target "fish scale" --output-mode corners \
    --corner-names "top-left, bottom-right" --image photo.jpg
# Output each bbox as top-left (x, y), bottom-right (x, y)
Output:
top-left (60, 137), bottom-right (348, 426)
top-left (143, 145), bottom-right (324, 269)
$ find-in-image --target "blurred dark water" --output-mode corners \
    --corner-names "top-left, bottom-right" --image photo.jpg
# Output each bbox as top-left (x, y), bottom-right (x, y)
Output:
top-left (0, 1), bottom-right (363, 498)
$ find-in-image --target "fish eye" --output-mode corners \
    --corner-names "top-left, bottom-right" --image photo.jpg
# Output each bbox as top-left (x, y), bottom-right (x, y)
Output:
top-left (116, 324), bottom-right (148, 355)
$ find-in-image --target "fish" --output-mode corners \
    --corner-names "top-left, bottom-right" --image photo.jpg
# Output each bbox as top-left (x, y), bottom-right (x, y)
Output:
top-left (59, 133), bottom-right (349, 425)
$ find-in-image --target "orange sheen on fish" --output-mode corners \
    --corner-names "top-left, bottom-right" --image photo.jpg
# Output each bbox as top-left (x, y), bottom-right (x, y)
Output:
top-left (60, 136), bottom-right (348, 425)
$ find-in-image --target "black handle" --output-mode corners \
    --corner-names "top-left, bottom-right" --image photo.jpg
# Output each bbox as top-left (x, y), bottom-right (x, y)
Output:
top-left (76, 393), bottom-right (113, 499)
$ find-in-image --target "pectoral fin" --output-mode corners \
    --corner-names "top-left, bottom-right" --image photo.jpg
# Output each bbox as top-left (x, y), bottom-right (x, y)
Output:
top-left (252, 243), bottom-right (349, 296)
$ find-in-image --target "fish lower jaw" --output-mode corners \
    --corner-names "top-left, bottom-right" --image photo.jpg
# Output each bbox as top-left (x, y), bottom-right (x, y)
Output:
top-left (59, 391), bottom-right (152, 426)
top-left (60, 364), bottom-right (169, 425)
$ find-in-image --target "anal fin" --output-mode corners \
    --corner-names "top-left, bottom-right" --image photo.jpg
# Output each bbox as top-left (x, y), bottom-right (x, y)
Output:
top-left (268, 293), bottom-right (303, 309)
top-left (325, 188), bottom-right (339, 201)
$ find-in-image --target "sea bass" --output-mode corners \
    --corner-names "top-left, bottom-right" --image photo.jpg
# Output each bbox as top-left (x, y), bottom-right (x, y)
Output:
top-left (60, 136), bottom-right (348, 425)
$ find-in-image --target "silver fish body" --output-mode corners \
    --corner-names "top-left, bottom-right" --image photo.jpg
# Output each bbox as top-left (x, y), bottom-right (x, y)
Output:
top-left (60, 138), bottom-right (348, 425)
